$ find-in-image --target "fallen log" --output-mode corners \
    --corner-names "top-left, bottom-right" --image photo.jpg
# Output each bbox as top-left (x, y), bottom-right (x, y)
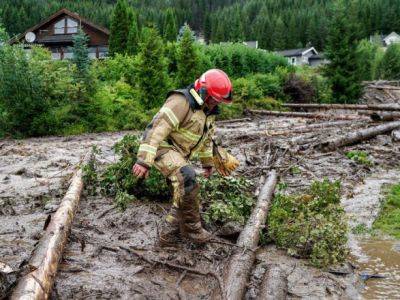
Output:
top-left (11, 152), bottom-right (93, 300)
top-left (316, 121), bottom-right (400, 152)
top-left (282, 103), bottom-right (400, 112)
top-left (246, 109), bottom-right (363, 120)
top-left (223, 170), bottom-right (278, 300)
top-left (258, 264), bottom-right (288, 300)
top-left (217, 117), bottom-right (252, 125)
top-left (229, 119), bottom-right (369, 140)
top-left (365, 112), bottom-right (400, 122)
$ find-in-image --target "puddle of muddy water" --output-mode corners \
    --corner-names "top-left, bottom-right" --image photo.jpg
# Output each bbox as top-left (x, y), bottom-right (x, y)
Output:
top-left (344, 168), bottom-right (400, 299)
top-left (354, 239), bottom-right (400, 299)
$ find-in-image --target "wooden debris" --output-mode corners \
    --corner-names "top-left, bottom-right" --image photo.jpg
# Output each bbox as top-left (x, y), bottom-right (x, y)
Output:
top-left (246, 109), bottom-right (363, 120)
top-left (217, 117), bottom-right (252, 125)
top-left (259, 264), bottom-right (288, 300)
top-left (11, 152), bottom-right (93, 300)
top-left (366, 112), bottom-right (400, 122)
top-left (282, 103), bottom-right (400, 112)
top-left (316, 121), bottom-right (400, 152)
top-left (223, 170), bottom-right (278, 300)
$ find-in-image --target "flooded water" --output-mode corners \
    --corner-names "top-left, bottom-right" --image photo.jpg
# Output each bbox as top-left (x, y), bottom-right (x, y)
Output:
top-left (355, 240), bottom-right (400, 299)
top-left (344, 169), bottom-right (400, 299)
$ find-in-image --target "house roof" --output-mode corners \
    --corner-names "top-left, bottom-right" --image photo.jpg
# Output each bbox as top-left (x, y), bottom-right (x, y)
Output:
top-left (309, 53), bottom-right (325, 60)
top-left (383, 32), bottom-right (400, 41)
top-left (10, 8), bottom-right (109, 44)
top-left (277, 47), bottom-right (318, 57)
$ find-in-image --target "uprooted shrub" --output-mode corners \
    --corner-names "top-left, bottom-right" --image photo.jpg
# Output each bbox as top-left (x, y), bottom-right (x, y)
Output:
top-left (199, 175), bottom-right (255, 225)
top-left (267, 179), bottom-right (349, 268)
top-left (283, 73), bottom-right (316, 103)
top-left (84, 134), bottom-right (256, 222)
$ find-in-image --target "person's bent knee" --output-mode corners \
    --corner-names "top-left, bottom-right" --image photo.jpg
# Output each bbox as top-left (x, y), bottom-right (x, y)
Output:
top-left (179, 165), bottom-right (198, 194)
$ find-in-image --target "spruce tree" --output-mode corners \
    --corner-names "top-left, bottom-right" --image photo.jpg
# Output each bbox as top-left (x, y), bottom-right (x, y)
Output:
top-left (72, 29), bottom-right (90, 79)
top-left (127, 12), bottom-right (140, 55)
top-left (176, 25), bottom-right (199, 87)
top-left (109, 0), bottom-right (133, 56)
top-left (203, 14), bottom-right (211, 44)
top-left (135, 27), bottom-right (170, 109)
top-left (163, 8), bottom-right (178, 42)
top-left (355, 39), bottom-right (379, 81)
top-left (323, 0), bottom-right (362, 103)
top-left (376, 44), bottom-right (400, 80)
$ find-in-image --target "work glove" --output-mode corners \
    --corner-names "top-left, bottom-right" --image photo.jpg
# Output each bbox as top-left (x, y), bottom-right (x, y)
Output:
top-left (212, 146), bottom-right (240, 177)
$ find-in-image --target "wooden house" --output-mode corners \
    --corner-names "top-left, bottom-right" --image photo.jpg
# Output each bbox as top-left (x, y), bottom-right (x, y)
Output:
top-left (10, 8), bottom-right (109, 60)
top-left (277, 47), bottom-right (328, 67)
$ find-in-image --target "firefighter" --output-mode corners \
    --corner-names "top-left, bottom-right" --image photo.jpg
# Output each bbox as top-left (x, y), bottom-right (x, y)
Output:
top-left (132, 69), bottom-right (239, 246)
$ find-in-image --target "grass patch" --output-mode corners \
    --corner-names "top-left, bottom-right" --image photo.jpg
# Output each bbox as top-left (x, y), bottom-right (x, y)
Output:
top-left (267, 179), bottom-right (349, 268)
top-left (373, 183), bottom-right (400, 239)
top-left (346, 150), bottom-right (372, 166)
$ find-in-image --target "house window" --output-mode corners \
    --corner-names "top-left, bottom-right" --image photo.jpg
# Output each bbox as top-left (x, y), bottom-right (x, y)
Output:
top-left (67, 18), bottom-right (78, 34)
top-left (54, 18), bottom-right (79, 34)
top-left (291, 57), bottom-right (296, 65)
top-left (54, 19), bottom-right (65, 34)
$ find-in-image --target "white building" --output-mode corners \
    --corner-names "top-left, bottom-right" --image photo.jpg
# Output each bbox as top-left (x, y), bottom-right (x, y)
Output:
top-left (276, 47), bottom-right (328, 67)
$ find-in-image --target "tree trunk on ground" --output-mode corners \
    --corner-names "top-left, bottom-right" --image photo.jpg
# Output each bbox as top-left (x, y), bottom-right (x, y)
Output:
top-left (217, 117), bottom-right (252, 125)
top-left (246, 109), bottom-right (363, 120)
top-left (282, 103), bottom-right (400, 112)
top-left (316, 121), bottom-right (400, 151)
top-left (11, 152), bottom-right (92, 300)
top-left (258, 264), bottom-right (288, 300)
top-left (230, 119), bottom-right (369, 140)
top-left (223, 170), bottom-right (278, 300)
top-left (365, 112), bottom-right (400, 122)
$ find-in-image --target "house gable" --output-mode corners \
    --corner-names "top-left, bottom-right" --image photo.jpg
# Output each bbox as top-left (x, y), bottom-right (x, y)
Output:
top-left (10, 8), bottom-right (109, 46)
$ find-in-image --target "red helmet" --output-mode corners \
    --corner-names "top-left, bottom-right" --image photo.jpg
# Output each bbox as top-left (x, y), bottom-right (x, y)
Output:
top-left (194, 69), bottom-right (233, 104)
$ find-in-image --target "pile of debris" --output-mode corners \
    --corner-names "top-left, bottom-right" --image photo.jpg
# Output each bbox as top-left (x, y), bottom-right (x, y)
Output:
top-left (362, 80), bottom-right (400, 105)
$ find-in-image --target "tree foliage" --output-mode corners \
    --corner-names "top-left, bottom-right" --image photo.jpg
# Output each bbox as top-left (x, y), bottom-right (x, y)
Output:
top-left (109, 0), bottom-right (133, 56)
top-left (134, 26), bottom-right (170, 109)
top-left (323, 0), bottom-right (362, 103)
top-left (176, 25), bottom-right (199, 86)
top-left (376, 43), bottom-right (400, 80)
top-left (2, 0), bottom-right (400, 52)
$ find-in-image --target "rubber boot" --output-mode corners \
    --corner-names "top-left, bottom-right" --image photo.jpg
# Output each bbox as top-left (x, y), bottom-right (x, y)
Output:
top-left (159, 206), bottom-right (181, 247)
top-left (179, 185), bottom-right (212, 244)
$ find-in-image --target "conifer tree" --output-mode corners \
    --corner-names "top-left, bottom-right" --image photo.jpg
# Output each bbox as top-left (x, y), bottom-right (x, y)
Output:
top-left (72, 29), bottom-right (90, 79)
top-left (355, 39), bottom-right (379, 81)
top-left (203, 14), bottom-right (211, 43)
top-left (323, 0), bottom-right (362, 103)
top-left (163, 8), bottom-right (178, 42)
top-left (376, 43), bottom-right (400, 80)
top-left (135, 27), bottom-right (170, 109)
top-left (127, 12), bottom-right (140, 55)
top-left (176, 25), bottom-right (199, 86)
top-left (109, 0), bottom-right (133, 56)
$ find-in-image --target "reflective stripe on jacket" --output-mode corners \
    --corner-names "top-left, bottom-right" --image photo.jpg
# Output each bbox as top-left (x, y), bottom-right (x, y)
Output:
top-left (136, 88), bottom-right (217, 169)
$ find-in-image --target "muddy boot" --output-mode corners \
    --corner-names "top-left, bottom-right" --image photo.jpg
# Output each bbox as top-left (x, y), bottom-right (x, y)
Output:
top-left (159, 206), bottom-right (181, 247)
top-left (179, 187), bottom-right (213, 244)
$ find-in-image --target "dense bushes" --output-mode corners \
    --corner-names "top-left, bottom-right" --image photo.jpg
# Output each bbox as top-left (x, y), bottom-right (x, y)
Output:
top-left (267, 180), bottom-right (348, 268)
top-left (0, 25), bottom-right (335, 138)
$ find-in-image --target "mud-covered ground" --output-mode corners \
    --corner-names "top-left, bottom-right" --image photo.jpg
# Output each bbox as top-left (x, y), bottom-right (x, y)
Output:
top-left (2, 113), bottom-right (400, 299)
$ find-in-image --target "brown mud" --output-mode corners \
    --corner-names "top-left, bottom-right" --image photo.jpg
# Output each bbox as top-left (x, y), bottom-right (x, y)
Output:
top-left (1, 113), bottom-right (400, 299)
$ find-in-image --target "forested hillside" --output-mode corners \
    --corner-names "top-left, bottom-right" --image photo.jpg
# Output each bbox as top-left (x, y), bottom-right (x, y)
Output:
top-left (2, 0), bottom-right (400, 50)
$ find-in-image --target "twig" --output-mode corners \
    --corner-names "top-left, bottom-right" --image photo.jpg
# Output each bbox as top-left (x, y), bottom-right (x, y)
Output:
top-left (175, 270), bottom-right (187, 287)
